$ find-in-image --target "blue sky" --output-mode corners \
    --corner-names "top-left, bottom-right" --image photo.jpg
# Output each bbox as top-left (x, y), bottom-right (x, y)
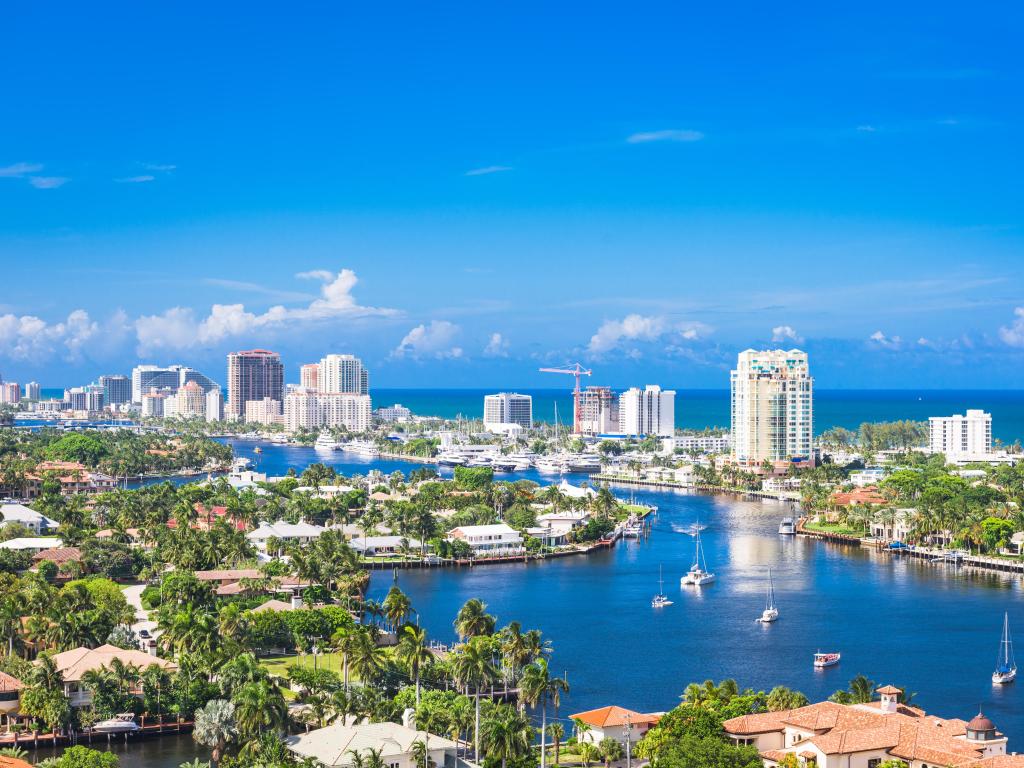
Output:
top-left (2, 2), bottom-right (1023, 389)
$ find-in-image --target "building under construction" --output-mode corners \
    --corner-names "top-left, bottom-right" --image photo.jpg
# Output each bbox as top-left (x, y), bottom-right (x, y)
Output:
top-left (577, 386), bottom-right (619, 436)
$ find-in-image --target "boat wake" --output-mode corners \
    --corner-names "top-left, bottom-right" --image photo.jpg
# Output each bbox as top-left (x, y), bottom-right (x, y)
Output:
top-left (670, 523), bottom-right (707, 536)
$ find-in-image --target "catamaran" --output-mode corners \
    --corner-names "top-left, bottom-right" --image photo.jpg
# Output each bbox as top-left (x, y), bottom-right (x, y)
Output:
top-left (681, 523), bottom-right (715, 586)
top-left (652, 566), bottom-right (673, 608)
top-left (756, 568), bottom-right (779, 623)
top-left (993, 612), bottom-right (1017, 685)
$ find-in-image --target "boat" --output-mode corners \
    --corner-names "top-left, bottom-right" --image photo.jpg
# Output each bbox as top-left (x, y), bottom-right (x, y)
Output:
top-left (652, 566), bottom-right (673, 608)
top-left (491, 459), bottom-right (517, 472)
top-left (778, 517), bottom-right (796, 535)
top-left (756, 568), bottom-right (779, 623)
top-left (623, 521), bottom-right (643, 538)
top-left (313, 432), bottom-right (338, 451)
top-left (93, 713), bottom-right (140, 734)
top-left (535, 456), bottom-right (567, 474)
top-left (681, 524), bottom-right (716, 586)
top-left (813, 652), bottom-right (841, 668)
top-left (565, 454), bottom-right (602, 473)
top-left (343, 440), bottom-right (380, 458)
top-left (993, 612), bottom-right (1017, 685)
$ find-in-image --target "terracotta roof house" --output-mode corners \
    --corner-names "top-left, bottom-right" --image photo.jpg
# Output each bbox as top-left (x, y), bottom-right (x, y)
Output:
top-left (32, 547), bottom-right (83, 566)
top-left (831, 486), bottom-right (888, 507)
top-left (723, 685), bottom-right (1024, 768)
top-left (47, 644), bottom-right (176, 708)
top-left (570, 705), bottom-right (661, 746)
top-left (0, 670), bottom-right (24, 716)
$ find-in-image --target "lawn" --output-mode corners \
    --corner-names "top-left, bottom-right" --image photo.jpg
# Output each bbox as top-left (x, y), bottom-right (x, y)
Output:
top-left (803, 520), bottom-right (866, 537)
top-left (261, 651), bottom-right (348, 678)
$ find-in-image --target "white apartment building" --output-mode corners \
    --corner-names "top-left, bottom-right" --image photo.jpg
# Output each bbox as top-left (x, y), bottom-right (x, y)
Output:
top-left (578, 386), bottom-right (619, 435)
top-left (24, 382), bottom-right (40, 401)
top-left (376, 403), bottom-right (412, 423)
top-left (929, 409), bottom-right (992, 462)
top-left (318, 354), bottom-right (369, 395)
top-left (174, 381), bottom-right (207, 418)
top-left (619, 385), bottom-right (675, 437)
top-left (483, 392), bottom-right (533, 431)
top-left (283, 390), bottom-right (372, 432)
top-left (675, 434), bottom-right (731, 454)
top-left (730, 349), bottom-right (813, 466)
top-left (205, 387), bottom-right (224, 422)
top-left (245, 397), bottom-right (283, 425)
top-left (448, 523), bottom-right (524, 555)
top-left (140, 391), bottom-right (167, 418)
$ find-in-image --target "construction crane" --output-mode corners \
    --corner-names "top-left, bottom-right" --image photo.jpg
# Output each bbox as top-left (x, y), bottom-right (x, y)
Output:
top-left (539, 363), bottom-right (592, 434)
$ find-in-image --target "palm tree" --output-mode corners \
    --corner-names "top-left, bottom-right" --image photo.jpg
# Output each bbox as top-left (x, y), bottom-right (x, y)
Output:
top-left (383, 585), bottom-right (412, 631)
top-left (480, 706), bottom-right (532, 768)
top-left (578, 742), bottom-right (597, 768)
top-left (573, 718), bottom-right (592, 746)
top-left (332, 626), bottom-right (356, 692)
top-left (546, 722), bottom-right (565, 766)
top-left (410, 739), bottom-right (434, 768)
top-left (348, 626), bottom-right (384, 685)
top-left (454, 598), bottom-right (496, 641)
top-left (193, 699), bottom-right (237, 768)
top-left (450, 636), bottom-right (498, 759)
top-left (232, 680), bottom-right (287, 739)
top-left (396, 625), bottom-right (433, 706)
top-left (599, 737), bottom-right (623, 768)
top-left (363, 747), bottom-right (386, 768)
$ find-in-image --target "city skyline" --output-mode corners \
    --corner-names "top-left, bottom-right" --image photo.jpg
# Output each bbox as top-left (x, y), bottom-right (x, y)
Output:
top-left (2, 4), bottom-right (1023, 388)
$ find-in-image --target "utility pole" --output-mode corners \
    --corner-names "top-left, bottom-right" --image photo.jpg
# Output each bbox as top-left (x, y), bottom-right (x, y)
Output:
top-left (624, 711), bottom-right (632, 768)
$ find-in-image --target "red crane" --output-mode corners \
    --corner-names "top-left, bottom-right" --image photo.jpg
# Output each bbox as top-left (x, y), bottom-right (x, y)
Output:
top-left (539, 363), bottom-right (593, 434)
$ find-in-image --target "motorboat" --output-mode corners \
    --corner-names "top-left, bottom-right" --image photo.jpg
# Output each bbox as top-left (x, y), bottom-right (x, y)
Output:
top-left (681, 524), bottom-right (716, 586)
top-left (756, 568), bottom-right (779, 623)
top-left (491, 459), bottom-right (517, 472)
top-left (652, 566), bottom-right (673, 608)
top-left (993, 612), bottom-right (1017, 685)
top-left (93, 713), bottom-right (140, 734)
top-left (314, 433), bottom-right (339, 451)
top-left (565, 454), bottom-right (602, 473)
top-left (778, 517), bottom-right (796, 535)
top-left (623, 521), bottom-right (643, 538)
top-left (436, 452), bottom-right (468, 467)
top-left (813, 652), bottom-right (841, 668)
top-left (535, 456), bottom-right (567, 474)
top-left (344, 440), bottom-right (380, 458)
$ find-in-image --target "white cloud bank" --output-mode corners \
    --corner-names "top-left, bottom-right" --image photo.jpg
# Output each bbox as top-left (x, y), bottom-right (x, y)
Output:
top-left (393, 321), bottom-right (463, 359)
top-left (999, 307), bottom-right (1024, 348)
top-left (627, 129), bottom-right (704, 144)
top-left (587, 314), bottom-right (709, 355)
top-left (771, 325), bottom-right (804, 343)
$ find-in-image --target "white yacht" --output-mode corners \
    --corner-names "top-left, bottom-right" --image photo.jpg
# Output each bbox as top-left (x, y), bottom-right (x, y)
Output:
top-left (93, 713), bottom-right (140, 734)
top-left (565, 454), bottom-right (602, 473)
top-left (314, 432), bottom-right (339, 451)
top-left (681, 524), bottom-right (716, 586)
top-left (343, 440), bottom-right (380, 458)
top-left (535, 455), bottom-right (567, 474)
top-left (436, 451), bottom-right (468, 467)
top-left (778, 517), bottom-right (797, 535)
top-left (491, 458), bottom-right (517, 472)
top-left (756, 568), bottom-right (779, 623)
top-left (993, 612), bottom-right (1017, 685)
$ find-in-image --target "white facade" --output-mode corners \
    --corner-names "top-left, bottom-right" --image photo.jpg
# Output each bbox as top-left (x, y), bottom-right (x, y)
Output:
top-left (286, 719), bottom-right (461, 768)
top-left (174, 381), bottom-right (207, 418)
top-left (318, 354), bottom-right (369, 395)
top-left (929, 410), bottom-right (992, 462)
top-left (248, 521), bottom-right (325, 551)
top-left (376, 403), bottom-right (412, 423)
top-left (675, 434), bottom-right (731, 453)
top-left (284, 390), bottom-right (372, 432)
top-left (245, 397), bottom-right (283, 425)
top-left (619, 385), bottom-right (675, 437)
top-left (205, 387), bottom-right (224, 422)
top-left (449, 523), bottom-right (524, 555)
top-left (0, 504), bottom-right (58, 534)
top-left (140, 392), bottom-right (166, 418)
top-left (24, 382), bottom-right (41, 401)
top-left (483, 392), bottom-right (533, 430)
top-left (730, 349), bottom-right (813, 466)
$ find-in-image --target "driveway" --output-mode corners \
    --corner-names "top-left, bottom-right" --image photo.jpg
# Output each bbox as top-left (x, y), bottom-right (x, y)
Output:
top-left (122, 583), bottom-right (159, 646)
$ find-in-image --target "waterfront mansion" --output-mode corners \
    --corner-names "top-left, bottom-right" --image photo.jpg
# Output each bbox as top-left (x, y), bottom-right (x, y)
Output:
top-left (724, 685), bottom-right (1024, 768)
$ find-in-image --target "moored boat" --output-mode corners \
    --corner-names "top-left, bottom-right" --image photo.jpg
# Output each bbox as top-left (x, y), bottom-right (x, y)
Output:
top-left (93, 713), bottom-right (140, 734)
top-left (813, 651), bottom-right (841, 668)
top-left (681, 523), bottom-right (715, 586)
top-left (778, 517), bottom-right (796, 535)
top-left (993, 612), bottom-right (1017, 685)
top-left (756, 568), bottom-right (779, 623)
top-left (652, 566), bottom-right (673, 608)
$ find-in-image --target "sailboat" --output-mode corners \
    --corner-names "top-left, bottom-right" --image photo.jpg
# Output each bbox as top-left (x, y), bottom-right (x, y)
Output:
top-left (992, 612), bottom-right (1017, 685)
top-left (652, 565), bottom-right (673, 608)
top-left (756, 568), bottom-right (779, 623)
top-left (681, 523), bottom-right (716, 586)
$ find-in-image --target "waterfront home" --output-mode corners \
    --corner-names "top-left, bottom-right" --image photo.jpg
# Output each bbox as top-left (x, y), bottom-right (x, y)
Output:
top-left (0, 671), bottom-right (24, 725)
top-left (18, 461), bottom-right (116, 499)
top-left (285, 714), bottom-right (465, 768)
top-left (723, 685), bottom-right (1024, 768)
top-left (193, 568), bottom-right (311, 598)
top-left (166, 503), bottom-right (246, 532)
top-left (761, 477), bottom-right (802, 495)
top-left (570, 705), bottom-right (661, 746)
top-left (247, 521), bottom-right (325, 552)
top-left (48, 644), bottom-right (176, 708)
top-left (0, 504), bottom-right (58, 534)
top-left (448, 523), bottom-right (524, 556)
top-left (294, 484), bottom-right (356, 500)
top-left (830, 486), bottom-right (887, 508)
top-left (548, 479), bottom-right (597, 500)
top-left (869, 508), bottom-right (917, 543)
top-left (0, 537), bottom-right (64, 553)
top-left (348, 535), bottom-right (423, 557)
top-left (850, 467), bottom-right (886, 487)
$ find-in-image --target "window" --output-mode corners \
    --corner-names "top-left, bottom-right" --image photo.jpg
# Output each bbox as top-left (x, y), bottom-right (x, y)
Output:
top-left (868, 759), bottom-right (881, 768)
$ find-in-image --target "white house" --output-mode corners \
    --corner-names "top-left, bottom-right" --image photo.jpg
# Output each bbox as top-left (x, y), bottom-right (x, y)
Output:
top-left (571, 705), bottom-right (662, 747)
top-left (850, 467), bottom-right (886, 487)
top-left (0, 537), bottom-right (63, 552)
top-left (248, 521), bottom-right (325, 552)
top-left (448, 523), bottom-right (524, 555)
top-left (285, 716), bottom-right (465, 768)
top-left (0, 504), bottom-right (58, 534)
top-left (349, 536), bottom-right (423, 556)
top-left (868, 508), bottom-right (917, 543)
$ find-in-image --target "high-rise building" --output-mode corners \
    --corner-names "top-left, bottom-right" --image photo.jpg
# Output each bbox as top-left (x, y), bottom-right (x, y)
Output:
top-left (483, 393), bottom-right (533, 430)
top-left (244, 397), bottom-right (283, 425)
top-left (24, 382), bottom-right (40, 401)
top-left (0, 383), bottom-right (20, 405)
top-left (131, 365), bottom-right (180, 403)
top-left (205, 387), bottom-right (224, 423)
top-left (174, 381), bottom-right (207, 418)
top-left (99, 375), bottom-right (131, 406)
top-left (730, 349), bottom-right (813, 466)
top-left (141, 391), bottom-right (167, 418)
top-left (283, 390), bottom-right (372, 432)
top-left (577, 386), bottom-right (620, 436)
top-left (317, 354), bottom-right (368, 395)
top-left (619, 385), bottom-right (675, 437)
top-left (178, 367), bottom-right (218, 394)
top-left (929, 410), bottom-right (992, 461)
top-left (84, 384), bottom-right (104, 412)
top-left (65, 387), bottom-right (87, 410)
top-left (227, 350), bottom-right (284, 420)
top-left (300, 363), bottom-right (320, 391)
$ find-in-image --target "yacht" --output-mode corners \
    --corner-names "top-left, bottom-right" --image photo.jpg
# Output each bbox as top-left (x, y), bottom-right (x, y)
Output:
top-left (344, 440), bottom-right (380, 458)
top-left (535, 455), bottom-right (567, 474)
top-left (993, 612), bottom-right (1017, 685)
top-left (681, 524), bottom-right (716, 586)
top-left (508, 453), bottom-right (535, 471)
top-left (565, 454), bottom-right (602, 473)
top-left (466, 455), bottom-right (493, 468)
top-left (93, 713), bottom-right (140, 734)
top-left (651, 566), bottom-right (673, 608)
top-left (491, 458), bottom-right (517, 473)
top-left (436, 451), bottom-right (468, 467)
top-left (756, 568), bottom-right (779, 623)
top-left (778, 517), bottom-right (797, 535)
top-left (623, 520), bottom-right (643, 538)
top-left (314, 432), bottom-right (339, 451)
top-left (813, 651), bottom-right (841, 668)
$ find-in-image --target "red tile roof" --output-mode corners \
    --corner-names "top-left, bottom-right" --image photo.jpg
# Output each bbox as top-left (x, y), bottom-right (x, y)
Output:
top-left (569, 706), bottom-right (660, 728)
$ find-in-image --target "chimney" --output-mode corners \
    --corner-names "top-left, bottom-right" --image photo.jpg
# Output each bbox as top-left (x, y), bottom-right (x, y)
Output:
top-left (402, 708), bottom-right (416, 730)
top-left (291, 592), bottom-right (303, 609)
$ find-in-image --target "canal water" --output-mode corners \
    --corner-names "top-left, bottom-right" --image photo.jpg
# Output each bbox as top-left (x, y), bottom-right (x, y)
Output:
top-left (112, 439), bottom-right (1024, 761)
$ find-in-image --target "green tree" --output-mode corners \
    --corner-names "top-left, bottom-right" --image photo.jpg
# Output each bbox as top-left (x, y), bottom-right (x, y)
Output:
top-left (193, 699), bottom-right (237, 768)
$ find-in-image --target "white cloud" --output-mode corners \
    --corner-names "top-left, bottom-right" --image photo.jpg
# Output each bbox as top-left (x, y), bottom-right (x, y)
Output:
top-left (999, 307), bottom-right (1024, 348)
top-left (588, 314), bottom-right (709, 355)
top-left (393, 321), bottom-right (463, 359)
top-left (771, 325), bottom-right (804, 343)
top-left (869, 330), bottom-right (902, 349)
top-left (29, 176), bottom-right (68, 189)
top-left (133, 268), bottom-right (397, 354)
top-left (483, 332), bottom-right (509, 357)
top-left (296, 270), bottom-right (335, 282)
top-left (0, 162), bottom-right (43, 177)
top-left (0, 310), bottom-right (103, 362)
top-left (465, 165), bottom-right (512, 176)
top-left (144, 163), bottom-right (176, 172)
top-left (626, 129), bottom-right (704, 144)
top-left (856, 125), bottom-right (877, 133)
top-left (115, 175), bottom-right (155, 183)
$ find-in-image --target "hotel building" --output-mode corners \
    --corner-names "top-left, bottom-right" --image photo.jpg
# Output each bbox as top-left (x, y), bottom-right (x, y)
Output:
top-left (226, 350), bottom-right (284, 421)
top-left (318, 354), bottom-right (368, 395)
top-left (929, 410), bottom-right (992, 462)
top-left (619, 385), bottom-right (675, 438)
top-left (483, 392), bottom-right (533, 431)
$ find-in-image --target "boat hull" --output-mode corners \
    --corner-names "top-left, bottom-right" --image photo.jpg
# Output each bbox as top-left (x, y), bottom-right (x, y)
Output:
top-left (993, 669), bottom-right (1017, 685)
top-left (758, 609), bottom-right (779, 623)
